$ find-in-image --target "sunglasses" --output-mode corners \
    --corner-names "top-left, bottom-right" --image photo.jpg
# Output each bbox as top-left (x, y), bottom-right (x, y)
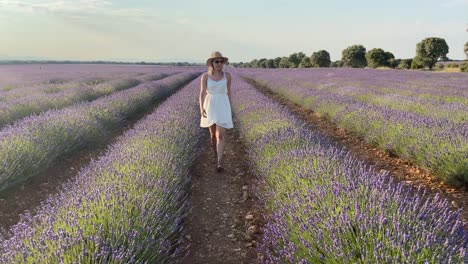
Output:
top-left (213, 60), bottom-right (224, 64)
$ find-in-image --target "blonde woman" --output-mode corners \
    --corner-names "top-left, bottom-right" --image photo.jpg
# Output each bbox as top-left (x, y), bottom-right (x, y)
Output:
top-left (200, 51), bottom-right (233, 172)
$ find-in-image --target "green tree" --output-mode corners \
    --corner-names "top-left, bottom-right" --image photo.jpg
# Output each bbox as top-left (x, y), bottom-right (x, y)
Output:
top-left (398, 59), bottom-right (412, 69)
top-left (279, 57), bottom-right (291, 68)
top-left (464, 41), bottom-right (468, 59)
top-left (297, 52), bottom-right (306, 63)
top-left (250, 59), bottom-right (259, 68)
top-left (267, 59), bottom-right (276, 68)
top-left (288, 52), bottom-right (304, 68)
top-left (365, 48), bottom-right (388, 68)
top-left (388, 58), bottom-right (400, 68)
top-left (274, 57), bottom-right (282, 68)
top-left (331, 60), bottom-right (343, 67)
top-left (411, 56), bottom-right (424, 69)
top-left (460, 62), bottom-right (468, 72)
top-left (342, 45), bottom-right (367, 68)
top-left (384, 51), bottom-right (395, 67)
top-left (364, 49), bottom-right (395, 68)
top-left (310, 50), bottom-right (331, 67)
top-left (415, 37), bottom-right (449, 70)
top-left (299, 57), bottom-right (312, 68)
top-left (258, 58), bottom-right (268, 68)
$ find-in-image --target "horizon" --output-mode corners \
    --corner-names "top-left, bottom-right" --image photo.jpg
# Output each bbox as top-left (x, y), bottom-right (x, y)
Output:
top-left (1, 0), bottom-right (467, 62)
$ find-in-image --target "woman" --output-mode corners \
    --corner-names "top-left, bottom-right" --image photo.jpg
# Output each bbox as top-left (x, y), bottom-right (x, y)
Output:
top-left (200, 51), bottom-right (233, 172)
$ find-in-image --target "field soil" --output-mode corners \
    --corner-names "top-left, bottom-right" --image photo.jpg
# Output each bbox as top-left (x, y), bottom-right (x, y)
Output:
top-left (177, 127), bottom-right (262, 264)
top-left (245, 77), bottom-right (468, 231)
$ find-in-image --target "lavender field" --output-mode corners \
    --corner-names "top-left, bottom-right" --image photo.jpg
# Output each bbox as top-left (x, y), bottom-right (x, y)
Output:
top-left (0, 64), bottom-right (181, 90)
top-left (0, 75), bottom-right (204, 263)
top-left (238, 68), bottom-right (468, 185)
top-left (0, 64), bottom-right (466, 263)
top-left (0, 67), bottom-right (199, 192)
top-left (231, 72), bottom-right (467, 263)
top-left (0, 64), bottom-right (204, 262)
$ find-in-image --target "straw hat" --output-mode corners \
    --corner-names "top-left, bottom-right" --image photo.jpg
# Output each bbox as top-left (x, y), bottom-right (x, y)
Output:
top-left (206, 51), bottom-right (229, 66)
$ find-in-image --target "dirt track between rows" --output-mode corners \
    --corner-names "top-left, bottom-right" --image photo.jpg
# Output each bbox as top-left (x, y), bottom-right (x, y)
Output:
top-left (177, 127), bottom-right (262, 264)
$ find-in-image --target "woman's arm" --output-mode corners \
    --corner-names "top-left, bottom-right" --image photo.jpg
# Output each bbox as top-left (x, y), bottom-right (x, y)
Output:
top-left (199, 73), bottom-right (208, 116)
top-left (226, 72), bottom-right (232, 110)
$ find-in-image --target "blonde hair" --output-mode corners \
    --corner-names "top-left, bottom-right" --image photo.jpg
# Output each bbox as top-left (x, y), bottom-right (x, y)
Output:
top-left (207, 61), bottom-right (224, 75)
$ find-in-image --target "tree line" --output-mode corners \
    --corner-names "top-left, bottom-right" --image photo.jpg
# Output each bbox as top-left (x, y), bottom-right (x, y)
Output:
top-left (231, 38), bottom-right (468, 72)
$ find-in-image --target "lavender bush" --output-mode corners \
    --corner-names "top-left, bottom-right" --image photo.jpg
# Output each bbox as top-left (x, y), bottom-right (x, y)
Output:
top-left (0, 76), bottom-right (204, 263)
top-left (0, 71), bottom-right (199, 192)
top-left (238, 68), bottom-right (468, 185)
top-left (231, 73), bottom-right (467, 263)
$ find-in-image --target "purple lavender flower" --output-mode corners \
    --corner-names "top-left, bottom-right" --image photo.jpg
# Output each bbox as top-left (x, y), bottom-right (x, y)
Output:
top-left (0, 75), bottom-right (204, 263)
top-left (0, 70), bottom-right (199, 192)
top-left (230, 70), bottom-right (468, 263)
top-left (236, 67), bottom-right (468, 184)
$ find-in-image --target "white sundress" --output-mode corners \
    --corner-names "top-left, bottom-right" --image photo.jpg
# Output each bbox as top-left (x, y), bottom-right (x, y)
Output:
top-left (200, 71), bottom-right (233, 129)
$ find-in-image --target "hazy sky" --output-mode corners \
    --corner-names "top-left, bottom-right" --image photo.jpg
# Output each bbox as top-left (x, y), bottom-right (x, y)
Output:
top-left (1, 0), bottom-right (467, 62)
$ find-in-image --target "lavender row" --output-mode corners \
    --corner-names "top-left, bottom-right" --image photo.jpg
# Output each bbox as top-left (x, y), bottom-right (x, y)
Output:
top-left (230, 74), bottom-right (467, 263)
top-left (0, 70), bottom-right (180, 100)
top-left (0, 71), bottom-right (199, 192)
top-left (238, 68), bottom-right (468, 185)
top-left (0, 70), bottom-right (181, 129)
top-left (0, 64), bottom-right (185, 92)
top-left (0, 76), bottom-right (204, 263)
top-left (0, 77), bottom-right (144, 129)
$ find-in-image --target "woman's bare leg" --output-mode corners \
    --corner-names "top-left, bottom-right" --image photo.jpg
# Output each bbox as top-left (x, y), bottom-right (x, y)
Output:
top-left (215, 125), bottom-right (227, 165)
top-left (209, 124), bottom-right (217, 158)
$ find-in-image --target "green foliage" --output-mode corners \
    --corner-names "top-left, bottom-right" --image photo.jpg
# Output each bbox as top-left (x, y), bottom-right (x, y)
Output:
top-left (411, 56), bottom-right (424, 69)
top-left (241, 62), bottom-right (251, 68)
top-left (365, 48), bottom-right (387, 68)
top-left (279, 57), bottom-right (291, 68)
top-left (460, 62), bottom-right (468, 72)
top-left (288, 52), bottom-right (305, 68)
top-left (250, 59), bottom-right (258, 68)
top-left (384, 51), bottom-right (395, 61)
top-left (398, 59), bottom-right (412, 69)
top-left (365, 48), bottom-right (395, 68)
top-left (440, 55), bottom-right (450, 62)
top-left (258, 58), bottom-right (268, 68)
top-left (415, 37), bottom-right (449, 70)
top-left (267, 59), bottom-right (276, 68)
top-left (299, 57), bottom-right (312, 68)
top-left (297, 52), bottom-right (306, 62)
top-left (464, 41), bottom-right (468, 59)
top-left (310, 50), bottom-right (331, 67)
top-left (341, 45), bottom-right (367, 68)
top-left (447, 63), bottom-right (459, 68)
top-left (274, 57), bottom-right (282, 68)
top-left (389, 58), bottom-right (400, 68)
top-left (330, 60), bottom-right (344, 67)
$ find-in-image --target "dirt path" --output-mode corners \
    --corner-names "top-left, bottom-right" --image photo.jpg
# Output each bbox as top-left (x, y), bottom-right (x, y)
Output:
top-left (177, 127), bottom-right (262, 264)
top-left (245, 77), bottom-right (468, 231)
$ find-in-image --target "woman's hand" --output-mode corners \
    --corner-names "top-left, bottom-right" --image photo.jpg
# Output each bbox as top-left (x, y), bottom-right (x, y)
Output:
top-left (201, 108), bottom-right (207, 118)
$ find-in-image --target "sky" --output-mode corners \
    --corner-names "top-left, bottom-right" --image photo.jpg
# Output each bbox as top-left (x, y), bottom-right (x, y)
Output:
top-left (1, 0), bottom-right (467, 62)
